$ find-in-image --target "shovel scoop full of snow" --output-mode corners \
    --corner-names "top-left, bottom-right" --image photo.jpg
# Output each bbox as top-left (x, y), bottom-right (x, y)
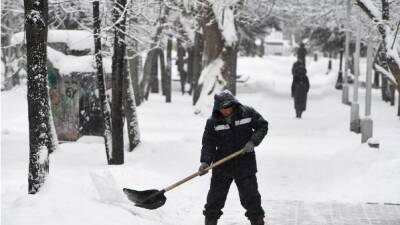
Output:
top-left (123, 149), bottom-right (245, 210)
top-left (123, 188), bottom-right (166, 210)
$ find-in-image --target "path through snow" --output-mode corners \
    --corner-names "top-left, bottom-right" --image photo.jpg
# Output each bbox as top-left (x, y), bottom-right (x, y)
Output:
top-left (2, 56), bottom-right (400, 225)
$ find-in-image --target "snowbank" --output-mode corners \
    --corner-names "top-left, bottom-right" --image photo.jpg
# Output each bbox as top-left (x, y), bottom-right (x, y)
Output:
top-left (47, 47), bottom-right (112, 75)
top-left (237, 56), bottom-right (338, 97)
top-left (11, 30), bottom-right (94, 51)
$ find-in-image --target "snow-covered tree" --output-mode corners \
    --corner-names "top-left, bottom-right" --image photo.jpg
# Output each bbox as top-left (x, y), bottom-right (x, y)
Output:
top-left (193, 0), bottom-right (240, 114)
top-left (92, 0), bottom-right (112, 163)
top-left (110, 0), bottom-right (128, 164)
top-left (355, 0), bottom-right (400, 90)
top-left (123, 58), bottom-right (141, 152)
top-left (48, 0), bottom-right (92, 30)
top-left (25, 0), bottom-right (51, 194)
top-left (1, 0), bottom-right (26, 90)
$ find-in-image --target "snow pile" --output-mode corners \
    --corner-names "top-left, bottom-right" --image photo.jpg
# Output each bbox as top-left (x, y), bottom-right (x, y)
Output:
top-left (47, 47), bottom-right (112, 75)
top-left (237, 56), bottom-right (337, 97)
top-left (11, 30), bottom-right (94, 51)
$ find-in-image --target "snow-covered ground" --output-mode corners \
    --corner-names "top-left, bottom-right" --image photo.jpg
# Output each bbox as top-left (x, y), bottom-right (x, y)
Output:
top-left (2, 56), bottom-right (400, 225)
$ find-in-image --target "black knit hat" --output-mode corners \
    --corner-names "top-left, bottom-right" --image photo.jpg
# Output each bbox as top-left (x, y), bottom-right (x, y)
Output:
top-left (213, 90), bottom-right (239, 110)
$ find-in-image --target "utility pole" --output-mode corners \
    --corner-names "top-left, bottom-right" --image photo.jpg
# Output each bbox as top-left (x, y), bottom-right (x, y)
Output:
top-left (342, 0), bottom-right (351, 105)
top-left (350, 11), bottom-right (361, 134)
top-left (361, 33), bottom-right (374, 143)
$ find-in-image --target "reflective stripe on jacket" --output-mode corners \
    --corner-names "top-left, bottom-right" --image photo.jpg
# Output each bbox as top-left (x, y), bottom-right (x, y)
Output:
top-left (200, 104), bottom-right (268, 178)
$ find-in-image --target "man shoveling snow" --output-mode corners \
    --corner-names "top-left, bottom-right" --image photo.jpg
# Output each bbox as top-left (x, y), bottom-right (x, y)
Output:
top-left (198, 90), bottom-right (269, 225)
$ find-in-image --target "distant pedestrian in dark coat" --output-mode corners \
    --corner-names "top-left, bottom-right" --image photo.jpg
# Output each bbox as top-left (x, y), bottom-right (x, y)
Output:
top-left (291, 58), bottom-right (304, 97)
top-left (198, 90), bottom-right (268, 225)
top-left (297, 43), bottom-right (307, 65)
top-left (291, 65), bottom-right (310, 118)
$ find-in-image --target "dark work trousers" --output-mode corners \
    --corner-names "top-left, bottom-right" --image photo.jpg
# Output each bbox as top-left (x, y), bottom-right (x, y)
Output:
top-left (203, 173), bottom-right (265, 220)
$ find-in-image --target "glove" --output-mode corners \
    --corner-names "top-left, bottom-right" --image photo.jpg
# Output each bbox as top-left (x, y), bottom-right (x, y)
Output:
top-left (243, 141), bottom-right (255, 154)
top-left (198, 162), bottom-right (209, 176)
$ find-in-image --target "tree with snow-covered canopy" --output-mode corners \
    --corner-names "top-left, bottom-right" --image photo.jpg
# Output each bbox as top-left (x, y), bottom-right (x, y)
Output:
top-left (354, 0), bottom-right (400, 92)
top-left (193, 0), bottom-right (240, 114)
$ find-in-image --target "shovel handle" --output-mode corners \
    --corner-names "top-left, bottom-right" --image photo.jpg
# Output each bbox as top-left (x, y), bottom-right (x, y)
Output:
top-left (163, 149), bottom-right (245, 192)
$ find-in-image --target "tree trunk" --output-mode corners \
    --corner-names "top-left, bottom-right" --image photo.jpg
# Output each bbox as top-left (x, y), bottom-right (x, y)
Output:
top-left (187, 46), bottom-right (194, 94)
top-left (380, 0), bottom-right (400, 97)
top-left (221, 46), bottom-right (237, 95)
top-left (127, 46), bottom-right (141, 106)
top-left (142, 49), bottom-right (159, 100)
top-left (202, 3), bottom-right (236, 94)
top-left (373, 70), bottom-right (380, 88)
top-left (93, 0), bottom-right (112, 163)
top-left (166, 38), bottom-right (172, 103)
top-left (24, 0), bottom-right (51, 194)
top-left (382, 76), bottom-right (389, 101)
top-left (192, 32), bottom-right (204, 105)
top-left (193, 1), bottom-right (239, 113)
top-left (177, 39), bottom-right (187, 94)
top-left (149, 3), bottom-right (169, 94)
top-left (381, 0), bottom-right (391, 102)
top-left (398, 95), bottom-right (400, 116)
top-left (381, 0), bottom-right (389, 21)
top-left (202, 8), bottom-right (223, 66)
top-left (123, 59), bottom-right (141, 152)
top-left (157, 50), bottom-right (167, 101)
top-left (137, 55), bottom-right (144, 103)
top-left (110, 0), bottom-right (127, 165)
top-left (389, 83), bottom-right (396, 106)
top-left (47, 102), bottom-right (58, 154)
top-left (150, 53), bottom-right (159, 93)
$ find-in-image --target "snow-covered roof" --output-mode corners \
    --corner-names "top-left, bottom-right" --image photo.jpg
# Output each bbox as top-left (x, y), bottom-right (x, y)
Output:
top-left (263, 28), bottom-right (292, 47)
top-left (47, 47), bottom-right (111, 75)
top-left (264, 28), bottom-right (283, 42)
top-left (11, 30), bottom-right (94, 51)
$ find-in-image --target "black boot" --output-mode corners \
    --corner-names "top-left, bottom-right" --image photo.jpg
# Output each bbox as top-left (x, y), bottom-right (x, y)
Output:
top-left (296, 110), bottom-right (300, 118)
top-left (250, 217), bottom-right (264, 225)
top-left (205, 217), bottom-right (218, 225)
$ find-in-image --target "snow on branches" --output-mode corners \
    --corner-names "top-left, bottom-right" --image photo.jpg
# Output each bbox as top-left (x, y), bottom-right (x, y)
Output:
top-left (355, 0), bottom-right (400, 88)
top-left (194, 58), bottom-right (225, 115)
top-left (211, 0), bottom-right (239, 46)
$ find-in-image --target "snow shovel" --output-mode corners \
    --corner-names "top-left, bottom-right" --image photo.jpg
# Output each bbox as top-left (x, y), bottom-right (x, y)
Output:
top-left (123, 149), bottom-right (245, 210)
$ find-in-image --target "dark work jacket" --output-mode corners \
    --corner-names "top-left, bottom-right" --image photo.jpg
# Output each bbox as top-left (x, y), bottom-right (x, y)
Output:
top-left (200, 103), bottom-right (269, 178)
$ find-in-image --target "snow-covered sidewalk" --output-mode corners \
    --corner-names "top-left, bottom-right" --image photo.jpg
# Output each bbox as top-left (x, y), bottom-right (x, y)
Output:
top-left (2, 56), bottom-right (400, 225)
